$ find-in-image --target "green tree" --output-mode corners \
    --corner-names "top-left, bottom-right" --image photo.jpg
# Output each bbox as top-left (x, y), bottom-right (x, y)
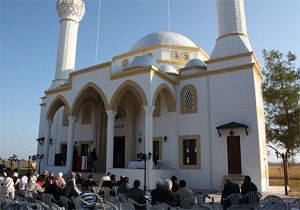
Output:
top-left (262, 49), bottom-right (300, 194)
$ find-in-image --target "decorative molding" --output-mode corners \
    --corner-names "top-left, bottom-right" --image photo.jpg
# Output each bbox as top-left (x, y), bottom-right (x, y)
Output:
top-left (216, 33), bottom-right (248, 41)
top-left (57, 0), bottom-right (85, 23)
top-left (112, 43), bottom-right (209, 61)
top-left (178, 63), bottom-right (255, 81)
top-left (205, 52), bottom-right (253, 64)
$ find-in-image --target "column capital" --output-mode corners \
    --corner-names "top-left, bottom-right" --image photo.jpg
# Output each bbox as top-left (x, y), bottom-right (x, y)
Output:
top-left (67, 116), bottom-right (78, 124)
top-left (106, 110), bottom-right (117, 120)
top-left (56, 0), bottom-right (85, 23)
top-left (143, 106), bottom-right (155, 116)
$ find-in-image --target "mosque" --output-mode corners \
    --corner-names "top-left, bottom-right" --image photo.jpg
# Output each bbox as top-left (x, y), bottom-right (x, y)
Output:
top-left (37, 0), bottom-right (269, 191)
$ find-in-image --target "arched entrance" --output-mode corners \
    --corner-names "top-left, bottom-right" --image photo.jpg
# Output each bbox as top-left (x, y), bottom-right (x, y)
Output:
top-left (110, 80), bottom-right (147, 168)
top-left (71, 83), bottom-right (108, 172)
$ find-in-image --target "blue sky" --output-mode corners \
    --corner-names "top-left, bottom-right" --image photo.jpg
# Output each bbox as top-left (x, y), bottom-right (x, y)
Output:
top-left (0, 0), bottom-right (299, 161)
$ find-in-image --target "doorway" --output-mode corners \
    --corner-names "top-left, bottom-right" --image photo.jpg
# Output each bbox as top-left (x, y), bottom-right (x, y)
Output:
top-left (113, 136), bottom-right (125, 168)
top-left (227, 136), bottom-right (242, 174)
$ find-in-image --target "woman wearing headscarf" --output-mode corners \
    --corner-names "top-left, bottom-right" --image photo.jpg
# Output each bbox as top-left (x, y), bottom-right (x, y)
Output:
top-left (2, 173), bottom-right (15, 199)
top-left (18, 175), bottom-right (28, 191)
top-left (25, 175), bottom-right (44, 193)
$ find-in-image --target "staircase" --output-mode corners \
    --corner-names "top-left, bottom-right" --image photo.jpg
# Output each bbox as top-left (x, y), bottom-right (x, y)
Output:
top-left (218, 174), bottom-right (245, 192)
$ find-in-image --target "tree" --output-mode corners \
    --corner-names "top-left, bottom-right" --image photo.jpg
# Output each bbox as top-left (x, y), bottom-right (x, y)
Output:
top-left (262, 49), bottom-right (300, 194)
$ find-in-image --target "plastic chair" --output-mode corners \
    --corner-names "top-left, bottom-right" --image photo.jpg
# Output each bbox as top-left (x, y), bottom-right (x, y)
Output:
top-left (291, 198), bottom-right (300, 209)
top-left (260, 201), bottom-right (287, 210)
top-left (263, 195), bottom-right (284, 203)
top-left (194, 192), bottom-right (211, 204)
top-left (228, 204), bottom-right (254, 210)
top-left (226, 193), bottom-right (242, 206)
top-left (180, 197), bottom-right (196, 209)
top-left (36, 200), bottom-right (49, 210)
top-left (51, 202), bottom-right (65, 210)
top-left (60, 196), bottom-right (74, 209)
top-left (73, 196), bottom-right (91, 210)
top-left (243, 191), bottom-right (262, 206)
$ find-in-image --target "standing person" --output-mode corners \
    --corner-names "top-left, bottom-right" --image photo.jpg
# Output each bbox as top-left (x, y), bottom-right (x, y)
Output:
top-left (63, 172), bottom-right (81, 198)
top-left (158, 179), bottom-right (180, 207)
top-left (127, 180), bottom-right (147, 210)
top-left (221, 178), bottom-right (240, 210)
top-left (151, 179), bottom-right (164, 204)
top-left (176, 180), bottom-right (195, 205)
top-left (73, 142), bottom-right (79, 171)
top-left (89, 148), bottom-right (97, 172)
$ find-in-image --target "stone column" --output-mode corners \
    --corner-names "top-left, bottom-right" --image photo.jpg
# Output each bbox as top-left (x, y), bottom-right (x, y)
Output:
top-left (106, 110), bottom-right (117, 170)
top-left (43, 119), bottom-right (53, 165)
top-left (144, 106), bottom-right (154, 190)
top-left (66, 116), bottom-right (77, 171)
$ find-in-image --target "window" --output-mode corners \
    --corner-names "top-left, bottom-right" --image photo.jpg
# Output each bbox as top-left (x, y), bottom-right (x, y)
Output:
top-left (172, 51), bottom-right (180, 60)
top-left (179, 135), bottom-right (201, 169)
top-left (122, 59), bottom-right (129, 68)
top-left (81, 103), bottom-right (92, 124)
top-left (182, 52), bottom-right (190, 61)
top-left (180, 85), bottom-right (197, 114)
top-left (62, 108), bottom-right (69, 127)
top-left (153, 94), bottom-right (161, 117)
top-left (153, 137), bottom-right (163, 167)
top-left (183, 139), bottom-right (197, 165)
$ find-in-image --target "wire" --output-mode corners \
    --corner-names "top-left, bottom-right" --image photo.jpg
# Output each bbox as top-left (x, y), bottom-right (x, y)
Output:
top-left (95, 0), bottom-right (102, 64)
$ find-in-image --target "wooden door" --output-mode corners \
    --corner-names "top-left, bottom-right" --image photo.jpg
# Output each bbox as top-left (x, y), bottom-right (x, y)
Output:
top-left (227, 136), bottom-right (242, 174)
top-left (113, 136), bottom-right (125, 168)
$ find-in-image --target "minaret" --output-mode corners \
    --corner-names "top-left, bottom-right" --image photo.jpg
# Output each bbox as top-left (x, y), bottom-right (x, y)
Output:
top-left (210, 0), bottom-right (252, 59)
top-left (51, 0), bottom-right (85, 88)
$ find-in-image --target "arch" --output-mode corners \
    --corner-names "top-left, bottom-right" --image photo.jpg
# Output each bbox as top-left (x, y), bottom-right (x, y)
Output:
top-left (46, 95), bottom-right (71, 120)
top-left (71, 82), bottom-right (108, 116)
top-left (152, 83), bottom-right (176, 112)
top-left (110, 80), bottom-right (148, 111)
top-left (180, 84), bottom-right (198, 114)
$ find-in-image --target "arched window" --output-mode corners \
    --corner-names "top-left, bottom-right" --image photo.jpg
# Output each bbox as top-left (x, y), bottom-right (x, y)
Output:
top-left (180, 85), bottom-right (197, 114)
top-left (81, 103), bottom-right (92, 124)
top-left (62, 108), bottom-right (69, 127)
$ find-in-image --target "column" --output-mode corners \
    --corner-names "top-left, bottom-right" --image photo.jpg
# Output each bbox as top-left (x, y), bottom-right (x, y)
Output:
top-left (106, 110), bottom-right (117, 170)
top-left (43, 119), bottom-right (53, 165)
top-left (144, 106), bottom-right (154, 190)
top-left (66, 116), bottom-right (77, 171)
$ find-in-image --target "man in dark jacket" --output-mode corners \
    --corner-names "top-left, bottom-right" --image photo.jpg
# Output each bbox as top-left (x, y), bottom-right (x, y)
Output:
top-left (151, 179), bottom-right (164, 204)
top-left (221, 178), bottom-right (240, 209)
top-left (127, 180), bottom-right (147, 209)
top-left (158, 179), bottom-right (180, 207)
top-left (241, 176), bottom-right (258, 204)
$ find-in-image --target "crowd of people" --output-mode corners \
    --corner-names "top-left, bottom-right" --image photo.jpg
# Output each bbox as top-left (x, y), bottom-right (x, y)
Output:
top-left (0, 168), bottom-right (258, 210)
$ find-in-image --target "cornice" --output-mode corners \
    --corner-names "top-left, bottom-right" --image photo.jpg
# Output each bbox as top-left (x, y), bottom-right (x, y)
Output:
top-left (206, 52), bottom-right (253, 64)
top-left (216, 33), bottom-right (248, 41)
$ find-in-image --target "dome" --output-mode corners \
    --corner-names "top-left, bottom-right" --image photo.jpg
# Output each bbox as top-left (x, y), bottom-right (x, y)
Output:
top-left (184, 58), bottom-right (207, 68)
top-left (128, 55), bottom-right (157, 68)
top-left (131, 32), bottom-right (198, 51)
top-left (159, 64), bottom-right (179, 75)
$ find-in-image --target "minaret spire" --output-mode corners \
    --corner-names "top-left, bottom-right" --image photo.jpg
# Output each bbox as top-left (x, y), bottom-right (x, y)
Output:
top-left (211, 0), bottom-right (252, 59)
top-left (51, 0), bottom-right (85, 88)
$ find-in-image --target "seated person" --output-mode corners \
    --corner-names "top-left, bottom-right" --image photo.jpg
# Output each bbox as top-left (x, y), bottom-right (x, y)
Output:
top-left (157, 179), bottom-right (180, 207)
top-left (151, 179), bottom-right (164, 204)
top-left (80, 183), bottom-right (96, 209)
top-left (127, 180), bottom-right (147, 210)
top-left (63, 172), bottom-right (81, 198)
top-left (84, 174), bottom-right (97, 188)
top-left (117, 176), bottom-right (130, 195)
top-left (241, 176), bottom-right (258, 204)
top-left (176, 180), bottom-right (195, 205)
top-left (44, 177), bottom-right (63, 202)
top-left (221, 178), bottom-right (240, 209)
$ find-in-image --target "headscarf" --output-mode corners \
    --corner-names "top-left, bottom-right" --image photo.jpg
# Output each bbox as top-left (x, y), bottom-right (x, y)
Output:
top-left (18, 176), bottom-right (28, 191)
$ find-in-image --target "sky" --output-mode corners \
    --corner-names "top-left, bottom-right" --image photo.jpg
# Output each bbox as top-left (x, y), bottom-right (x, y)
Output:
top-left (0, 0), bottom-right (300, 162)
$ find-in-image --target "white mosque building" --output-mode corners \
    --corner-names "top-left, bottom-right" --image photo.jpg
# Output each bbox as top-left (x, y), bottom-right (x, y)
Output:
top-left (37, 0), bottom-right (269, 191)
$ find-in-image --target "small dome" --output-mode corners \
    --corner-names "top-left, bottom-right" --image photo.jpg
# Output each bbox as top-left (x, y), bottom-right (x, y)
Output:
top-left (131, 32), bottom-right (198, 51)
top-left (128, 55), bottom-right (157, 68)
top-left (184, 58), bottom-right (207, 68)
top-left (159, 64), bottom-right (179, 75)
